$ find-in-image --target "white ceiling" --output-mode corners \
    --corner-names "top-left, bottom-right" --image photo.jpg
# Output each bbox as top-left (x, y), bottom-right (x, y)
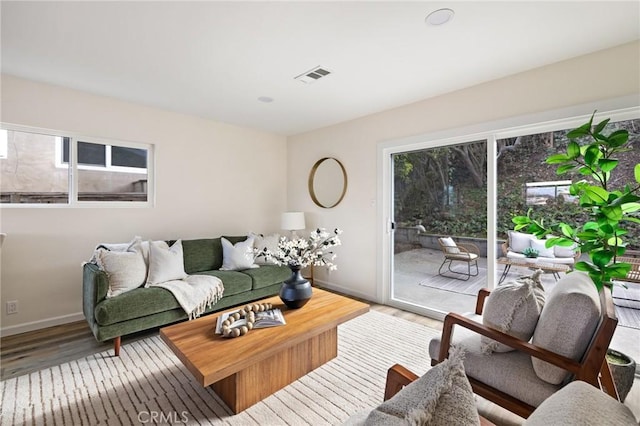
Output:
top-left (1, 1), bottom-right (639, 136)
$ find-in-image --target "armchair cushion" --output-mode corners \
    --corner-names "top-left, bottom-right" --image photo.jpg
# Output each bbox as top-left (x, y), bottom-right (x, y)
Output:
top-left (366, 346), bottom-right (480, 426)
top-left (524, 381), bottom-right (637, 426)
top-left (481, 271), bottom-right (545, 353)
top-left (439, 237), bottom-right (460, 254)
top-left (429, 314), bottom-right (561, 408)
top-left (531, 272), bottom-right (601, 385)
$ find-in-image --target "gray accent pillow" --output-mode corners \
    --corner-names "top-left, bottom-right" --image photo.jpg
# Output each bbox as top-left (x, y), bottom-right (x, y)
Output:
top-left (365, 346), bottom-right (480, 426)
top-left (481, 270), bottom-right (545, 353)
top-left (531, 271), bottom-right (601, 385)
top-left (97, 239), bottom-right (147, 298)
top-left (509, 230), bottom-right (533, 253)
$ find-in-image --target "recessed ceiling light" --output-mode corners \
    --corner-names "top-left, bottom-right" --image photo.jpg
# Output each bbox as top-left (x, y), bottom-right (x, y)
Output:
top-left (425, 8), bottom-right (454, 26)
top-left (258, 96), bottom-right (274, 103)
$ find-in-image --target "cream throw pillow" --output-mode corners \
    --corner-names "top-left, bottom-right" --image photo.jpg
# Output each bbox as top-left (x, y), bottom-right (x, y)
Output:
top-left (481, 270), bottom-right (545, 353)
top-left (530, 238), bottom-right (555, 258)
top-left (221, 236), bottom-right (259, 271)
top-left (365, 346), bottom-right (480, 426)
top-left (509, 230), bottom-right (533, 254)
top-left (97, 240), bottom-right (147, 298)
top-left (439, 237), bottom-right (460, 254)
top-left (145, 240), bottom-right (188, 286)
top-left (251, 233), bottom-right (281, 265)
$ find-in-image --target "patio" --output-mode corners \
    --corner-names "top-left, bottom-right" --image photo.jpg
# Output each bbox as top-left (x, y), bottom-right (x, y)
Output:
top-left (393, 247), bottom-right (640, 368)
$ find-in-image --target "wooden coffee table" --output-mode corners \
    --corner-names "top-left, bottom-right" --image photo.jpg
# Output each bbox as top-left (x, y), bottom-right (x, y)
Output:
top-left (160, 288), bottom-right (369, 413)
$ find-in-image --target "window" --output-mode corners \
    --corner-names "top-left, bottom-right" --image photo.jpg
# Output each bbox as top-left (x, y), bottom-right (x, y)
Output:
top-left (0, 125), bottom-right (153, 205)
top-left (60, 139), bottom-right (147, 171)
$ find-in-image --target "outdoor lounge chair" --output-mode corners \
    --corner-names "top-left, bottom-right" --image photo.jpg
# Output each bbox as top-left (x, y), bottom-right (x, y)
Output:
top-left (437, 237), bottom-right (480, 281)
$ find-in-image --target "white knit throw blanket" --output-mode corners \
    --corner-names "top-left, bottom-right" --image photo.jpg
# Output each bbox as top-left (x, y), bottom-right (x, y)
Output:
top-left (149, 274), bottom-right (224, 320)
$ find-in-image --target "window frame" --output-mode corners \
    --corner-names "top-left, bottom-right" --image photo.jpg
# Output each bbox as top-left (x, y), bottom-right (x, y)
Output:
top-left (0, 123), bottom-right (155, 208)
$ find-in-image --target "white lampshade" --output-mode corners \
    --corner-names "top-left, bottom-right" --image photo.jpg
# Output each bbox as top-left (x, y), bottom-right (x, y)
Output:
top-left (281, 212), bottom-right (306, 231)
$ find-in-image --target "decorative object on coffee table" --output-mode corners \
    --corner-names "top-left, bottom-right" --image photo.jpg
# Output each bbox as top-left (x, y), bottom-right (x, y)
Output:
top-left (255, 228), bottom-right (342, 308)
top-left (280, 266), bottom-right (312, 308)
top-left (607, 348), bottom-right (636, 402)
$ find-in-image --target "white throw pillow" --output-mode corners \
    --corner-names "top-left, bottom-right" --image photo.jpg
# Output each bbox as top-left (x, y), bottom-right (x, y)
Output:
top-left (530, 238), bottom-right (555, 258)
top-left (97, 240), bottom-right (147, 298)
top-left (220, 236), bottom-right (259, 271)
top-left (439, 237), bottom-right (460, 254)
top-left (554, 243), bottom-right (577, 259)
top-left (252, 233), bottom-right (281, 265)
top-left (481, 270), bottom-right (546, 353)
top-left (146, 240), bottom-right (188, 286)
top-left (509, 231), bottom-right (533, 254)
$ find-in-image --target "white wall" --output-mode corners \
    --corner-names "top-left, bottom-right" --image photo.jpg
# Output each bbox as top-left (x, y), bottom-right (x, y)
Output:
top-left (0, 75), bottom-right (287, 334)
top-left (287, 41), bottom-right (640, 301)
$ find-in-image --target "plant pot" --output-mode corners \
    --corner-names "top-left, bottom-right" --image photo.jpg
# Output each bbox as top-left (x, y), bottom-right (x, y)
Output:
top-left (279, 266), bottom-right (312, 309)
top-left (606, 348), bottom-right (636, 402)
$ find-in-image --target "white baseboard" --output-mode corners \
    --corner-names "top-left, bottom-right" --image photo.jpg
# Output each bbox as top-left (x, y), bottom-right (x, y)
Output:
top-left (0, 312), bottom-right (85, 337)
top-left (314, 280), bottom-right (378, 304)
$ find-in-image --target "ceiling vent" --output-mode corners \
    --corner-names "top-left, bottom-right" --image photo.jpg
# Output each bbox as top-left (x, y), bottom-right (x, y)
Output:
top-left (294, 66), bottom-right (332, 84)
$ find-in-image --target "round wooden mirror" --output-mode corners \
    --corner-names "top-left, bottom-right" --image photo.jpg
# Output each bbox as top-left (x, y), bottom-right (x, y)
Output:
top-left (308, 157), bottom-right (347, 208)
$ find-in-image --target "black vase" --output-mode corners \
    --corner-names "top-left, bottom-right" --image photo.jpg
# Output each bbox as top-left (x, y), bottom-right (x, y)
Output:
top-left (280, 266), bottom-right (312, 309)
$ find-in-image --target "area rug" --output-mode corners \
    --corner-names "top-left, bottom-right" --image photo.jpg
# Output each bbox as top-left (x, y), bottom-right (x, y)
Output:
top-left (612, 284), bottom-right (640, 310)
top-left (418, 273), bottom-right (486, 296)
top-left (0, 311), bottom-right (437, 426)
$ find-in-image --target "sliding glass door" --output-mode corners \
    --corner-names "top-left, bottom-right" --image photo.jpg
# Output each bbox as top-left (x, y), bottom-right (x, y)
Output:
top-left (391, 140), bottom-right (487, 315)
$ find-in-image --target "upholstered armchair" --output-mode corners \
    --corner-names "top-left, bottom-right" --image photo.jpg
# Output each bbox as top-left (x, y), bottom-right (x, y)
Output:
top-left (428, 271), bottom-right (619, 418)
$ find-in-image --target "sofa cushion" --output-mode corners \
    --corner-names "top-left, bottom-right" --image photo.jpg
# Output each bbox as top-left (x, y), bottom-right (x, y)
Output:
top-left (198, 270), bottom-right (252, 296)
top-left (481, 271), bottom-right (545, 353)
top-left (530, 239), bottom-right (555, 258)
top-left (429, 313), bottom-right (561, 408)
top-left (531, 272), bottom-right (601, 385)
top-left (509, 231), bottom-right (533, 253)
top-left (179, 238), bottom-right (222, 274)
top-left (95, 286), bottom-right (181, 326)
top-left (146, 240), bottom-right (188, 285)
top-left (553, 244), bottom-right (577, 259)
top-left (96, 239), bottom-right (147, 298)
top-left (220, 236), bottom-right (259, 271)
top-left (366, 346), bottom-right (480, 426)
top-left (240, 265), bottom-right (291, 290)
top-left (252, 233), bottom-right (281, 265)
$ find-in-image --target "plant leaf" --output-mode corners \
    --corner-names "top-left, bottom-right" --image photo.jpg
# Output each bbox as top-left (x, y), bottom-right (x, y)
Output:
top-left (556, 164), bottom-right (576, 175)
top-left (567, 141), bottom-right (580, 159)
top-left (607, 129), bottom-right (629, 147)
top-left (583, 145), bottom-right (601, 166)
top-left (546, 154), bottom-right (570, 164)
top-left (598, 158), bottom-right (618, 173)
top-left (635, 164), bottom-right (640, 183)
top-left (593, 118), bottom-right (610, 134)
top-left (567, 122), bottom-right (590, 139)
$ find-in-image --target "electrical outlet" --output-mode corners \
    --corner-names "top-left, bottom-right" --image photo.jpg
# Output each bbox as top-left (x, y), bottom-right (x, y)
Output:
top-left (6, 300), bottom-right (18, 315)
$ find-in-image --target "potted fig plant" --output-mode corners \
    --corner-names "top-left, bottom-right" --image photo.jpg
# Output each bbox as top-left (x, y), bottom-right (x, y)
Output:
top-left (512, 112), bottom-right (640, 290)
top-left (512, 112), bottom-right (639, 400)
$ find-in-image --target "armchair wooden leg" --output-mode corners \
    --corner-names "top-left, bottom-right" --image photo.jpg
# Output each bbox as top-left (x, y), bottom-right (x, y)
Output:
top-left (599, 358), bottom-right (620, 400)
top-left (114, 336), bottom-right (121, 357)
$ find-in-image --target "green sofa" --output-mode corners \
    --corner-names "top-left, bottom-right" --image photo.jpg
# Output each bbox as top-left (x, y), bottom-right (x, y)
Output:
top-left (83, 236), bottom-right (290, 355)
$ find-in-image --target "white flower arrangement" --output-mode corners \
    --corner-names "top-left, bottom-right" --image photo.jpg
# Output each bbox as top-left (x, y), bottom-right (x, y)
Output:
top-left (256, 228), bottom-right (342, 270)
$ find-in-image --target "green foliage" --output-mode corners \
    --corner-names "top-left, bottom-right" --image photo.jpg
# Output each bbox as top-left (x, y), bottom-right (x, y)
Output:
top-left (512, 113), bottom-right (640, 290)
top-left (523, 247), bottom-right (539, 258)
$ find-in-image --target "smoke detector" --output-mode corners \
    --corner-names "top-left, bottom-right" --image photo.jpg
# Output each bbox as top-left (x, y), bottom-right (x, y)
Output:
top-left (294, 66), bottom-right (332, 84)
